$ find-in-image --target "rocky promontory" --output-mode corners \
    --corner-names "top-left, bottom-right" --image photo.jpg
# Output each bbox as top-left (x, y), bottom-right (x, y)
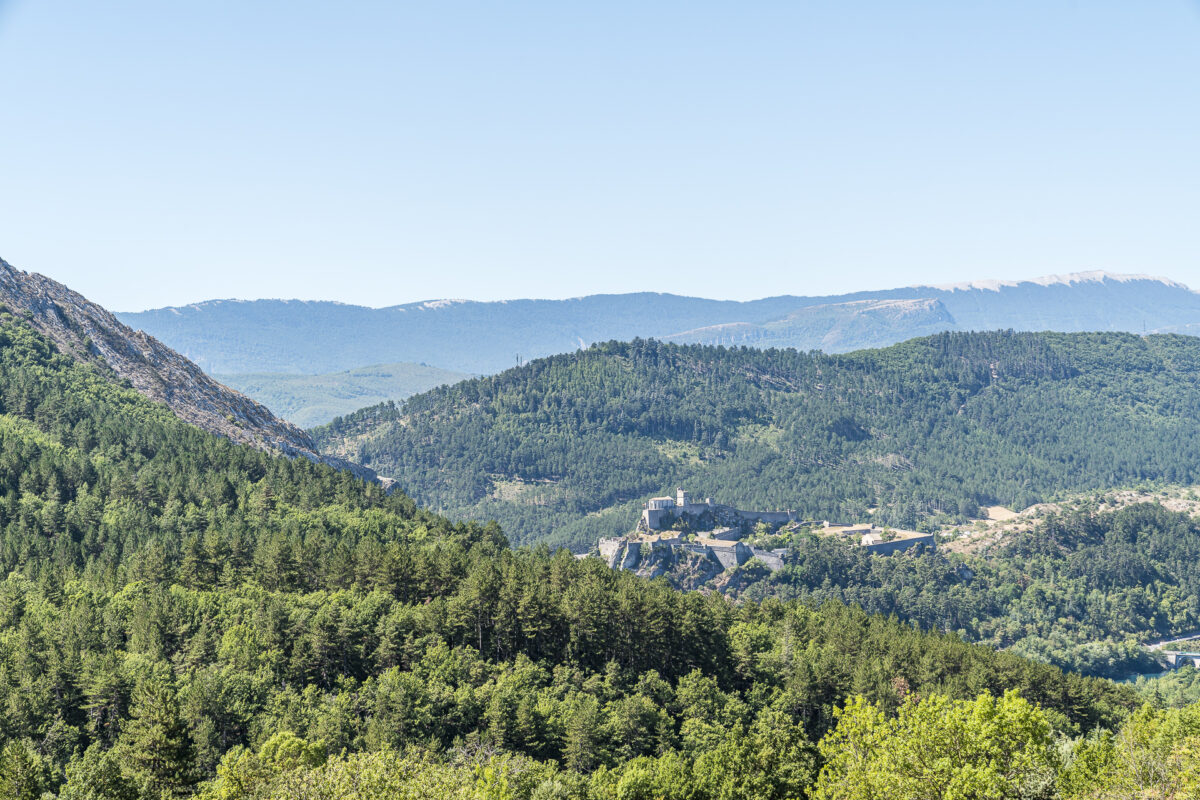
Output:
top-left (0, 257), bottom-right (373, 479)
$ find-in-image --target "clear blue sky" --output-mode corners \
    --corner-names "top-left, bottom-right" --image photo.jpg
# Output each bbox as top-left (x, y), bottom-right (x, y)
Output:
top-left (2, 1), bottom-right (1199, 311)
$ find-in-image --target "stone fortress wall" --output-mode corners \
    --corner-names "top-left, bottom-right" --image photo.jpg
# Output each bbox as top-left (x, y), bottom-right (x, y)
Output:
top-left (641, 488), bottom-right (800, 532)
top-left (600, 488), bottom-right (932, 575)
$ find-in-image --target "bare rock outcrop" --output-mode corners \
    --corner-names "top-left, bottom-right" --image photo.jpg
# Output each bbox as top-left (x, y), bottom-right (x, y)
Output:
top-left (0, 257), bottom-right (373, 479)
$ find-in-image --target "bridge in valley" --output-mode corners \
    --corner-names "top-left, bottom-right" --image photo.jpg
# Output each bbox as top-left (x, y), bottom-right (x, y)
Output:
top-left (1145, 631), bottom-right (1200, 670)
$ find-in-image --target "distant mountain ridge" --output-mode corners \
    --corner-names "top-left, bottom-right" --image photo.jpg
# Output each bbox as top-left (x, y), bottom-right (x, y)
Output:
top-left (118, 271), bottom-right (1200, 377)
top-left (0, 257), bottom-right (369, 476)
top-left (926, 269), bottom-right (1187, 292)
top-left (118, 293), bottom-right (806, 375)
top-left (666, 297), bottom-right (956, 351)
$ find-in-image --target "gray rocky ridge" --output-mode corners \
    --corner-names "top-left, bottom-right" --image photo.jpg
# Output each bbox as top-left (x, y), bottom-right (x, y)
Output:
top-left (0, 257), bottom-right (374, 479)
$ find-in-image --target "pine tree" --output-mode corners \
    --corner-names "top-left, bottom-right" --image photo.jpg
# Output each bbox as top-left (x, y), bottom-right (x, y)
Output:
top-left (563, 695), bottom-right (602, 772)
top-left (178, 534), bottom-right (213, 589)
top-left (0, 740), bottom-right (48, 800)
top-left (57, 746), bottom-right (138, 800)
top-left (119, 681), bottom-right (198, 797)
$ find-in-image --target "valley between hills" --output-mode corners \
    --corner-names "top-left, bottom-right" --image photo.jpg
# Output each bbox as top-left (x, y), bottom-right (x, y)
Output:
top-left (3, 257), bottom-right (1200, 797)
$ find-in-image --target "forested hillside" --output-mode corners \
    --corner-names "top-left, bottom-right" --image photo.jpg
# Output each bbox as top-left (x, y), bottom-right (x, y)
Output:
top-left (719, 502), bottom-right (1200, 679)
top-left (0, 309), bottom-right (1141, 797)
top-left (313, 331), bottom-right (1200, 550)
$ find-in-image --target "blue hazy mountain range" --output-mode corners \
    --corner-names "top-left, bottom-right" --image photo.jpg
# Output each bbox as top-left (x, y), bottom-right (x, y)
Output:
top-left (119, 272), bottom-right (1200, 380)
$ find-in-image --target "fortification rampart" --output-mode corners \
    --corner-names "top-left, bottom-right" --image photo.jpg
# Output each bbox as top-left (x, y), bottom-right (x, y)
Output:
top-left (862, 533), bottom-right (935, 555)
top-left (640, 487), bottom-right (797, 533)
top-left (603, 488), bottom-right (932, 579)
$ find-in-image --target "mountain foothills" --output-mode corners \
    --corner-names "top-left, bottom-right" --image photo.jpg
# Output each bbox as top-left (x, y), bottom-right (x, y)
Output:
top-left (214, 363), bottom-right (469, 429)
top-left (312, 331), bottom-right (1200, 551)
top-left (119, 271), bottom-right (1200, 378)
top-left (0, 285), bottom-right (1162, 798)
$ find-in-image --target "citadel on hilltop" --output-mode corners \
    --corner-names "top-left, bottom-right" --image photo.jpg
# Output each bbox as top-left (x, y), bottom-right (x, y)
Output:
top-left (641, 487), bottom-right (798, 532)
top-left (597, 488), bottom-right (935, 576)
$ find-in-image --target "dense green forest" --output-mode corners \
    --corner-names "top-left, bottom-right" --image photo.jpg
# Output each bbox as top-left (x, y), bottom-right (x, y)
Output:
top-left (313, 332), bottom-right (1200, 551)
top-left (721, 503), bottom-right (1200, 679)
top-left (1132, 665), bottom-right (1200, 709)
top-left (0, 309), bottom-right (1152, 797)
top-left (101, 687), bottom-right (1200, 799)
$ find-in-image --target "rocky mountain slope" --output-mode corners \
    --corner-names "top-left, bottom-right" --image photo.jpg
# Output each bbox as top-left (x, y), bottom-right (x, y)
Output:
top-left (0, 257), bottom-right (369, 475)
top-left (119, 271), bottom-right (1200, 379)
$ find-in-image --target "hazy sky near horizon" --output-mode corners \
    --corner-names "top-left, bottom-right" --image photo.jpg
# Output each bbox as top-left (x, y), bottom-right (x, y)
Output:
top-left (2, 1), bottom-right (1199, 311)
